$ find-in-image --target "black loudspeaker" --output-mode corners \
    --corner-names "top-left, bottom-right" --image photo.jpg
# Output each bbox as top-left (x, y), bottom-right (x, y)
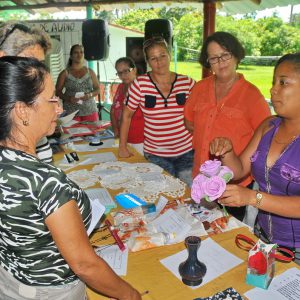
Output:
top-left (144, 19), bottom-right (173, 48)
top-left (126, 37), bottom-right (147, 75)
top-left (82, 19), bottom-right (110, 61)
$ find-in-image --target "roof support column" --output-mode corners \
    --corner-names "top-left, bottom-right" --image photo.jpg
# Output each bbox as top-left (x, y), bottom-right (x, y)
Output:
top-left (202, 1), bottom-right (216, 78)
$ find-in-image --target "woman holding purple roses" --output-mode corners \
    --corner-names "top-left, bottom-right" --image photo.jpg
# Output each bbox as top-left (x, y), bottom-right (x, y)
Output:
top-left (210, 53), bottom-right (300, 264)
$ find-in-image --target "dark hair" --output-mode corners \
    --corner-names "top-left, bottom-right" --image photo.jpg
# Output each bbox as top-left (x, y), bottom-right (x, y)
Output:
top-left (67, 44), bottom-right (84, 67)
top-left (0, 22), bottom-right (51, 56)
top-left (143, 36), bottom-right (170, 60)
top-left (115, 57), bottom-right (136, 69)
top-left (199, 31), bottom-right (245, 68)
top-left (0, 56), bottom-right (48, 141)
top-left (275, 52), bottom-right (300, 73)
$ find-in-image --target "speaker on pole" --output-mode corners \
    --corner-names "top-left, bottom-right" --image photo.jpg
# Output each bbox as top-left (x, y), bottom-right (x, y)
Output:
top-left (82, 19), bottom-right (110, 61)
top-left (144, 19), bottom-right (173, 48)
top-left (126, 37), bottom-right (147, 75)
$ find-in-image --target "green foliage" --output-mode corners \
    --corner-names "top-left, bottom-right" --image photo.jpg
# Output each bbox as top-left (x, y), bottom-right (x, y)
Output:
top-left (114, 8), bottom-right (299, 58)
top-left (170, 61), bottom-right (273, 99)
top-left (115, 9), bottom-right (159, 32)
top-left (174, 12), bottom-right (203, 60)
top-left (257, 17), bottom-right (300, 55)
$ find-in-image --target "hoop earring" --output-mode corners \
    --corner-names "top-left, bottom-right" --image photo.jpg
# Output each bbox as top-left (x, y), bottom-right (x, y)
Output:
top-left (23, 120), bottom-right (29, 126)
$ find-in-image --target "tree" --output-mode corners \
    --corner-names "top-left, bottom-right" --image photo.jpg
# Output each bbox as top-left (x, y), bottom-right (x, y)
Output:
top-left (115, 9), bottom-right (159, 32)
top-left (257, 17), bottom-right (299, 55)
top-left (216, 16), bottom-right (261, 55)
top-left (174, 12), bottom-right (203, 60)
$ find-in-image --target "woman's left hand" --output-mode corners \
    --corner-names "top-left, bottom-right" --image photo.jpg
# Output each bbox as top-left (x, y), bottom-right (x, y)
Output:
top-left (218, 184), bottom-right (255, 207)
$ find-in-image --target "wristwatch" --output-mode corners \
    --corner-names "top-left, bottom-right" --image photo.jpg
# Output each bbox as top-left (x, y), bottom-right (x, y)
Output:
top-left (255, 191), bottom-right (263, 208)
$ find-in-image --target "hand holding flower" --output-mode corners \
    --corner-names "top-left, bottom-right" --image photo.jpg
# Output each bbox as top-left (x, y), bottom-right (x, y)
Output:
top-left (218, 184), bottom-right (256, 207)
top-left (210, 137), bottom-right (233, 158)
top-left (191, 159), bottom-right (234, 203)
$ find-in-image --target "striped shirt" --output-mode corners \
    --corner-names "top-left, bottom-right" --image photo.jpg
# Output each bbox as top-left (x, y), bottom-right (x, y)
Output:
top-left (126, 73), bottom-right (195, 157)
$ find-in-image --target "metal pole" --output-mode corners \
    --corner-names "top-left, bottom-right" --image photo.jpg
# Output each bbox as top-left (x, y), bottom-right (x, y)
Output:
top-left (173, 40), bottom-right (177, 73)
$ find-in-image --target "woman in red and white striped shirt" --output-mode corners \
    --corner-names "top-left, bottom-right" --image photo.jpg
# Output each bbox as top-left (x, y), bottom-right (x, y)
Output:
top-left (119, 37), bottom-right (195, 186)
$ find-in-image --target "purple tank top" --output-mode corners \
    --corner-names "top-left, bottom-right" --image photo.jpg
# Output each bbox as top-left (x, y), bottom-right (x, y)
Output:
top-left (251, 117), bottom-right (300, 248)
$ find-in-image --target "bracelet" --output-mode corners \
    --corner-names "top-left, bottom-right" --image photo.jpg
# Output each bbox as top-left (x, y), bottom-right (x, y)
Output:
top-left (255, 191), bottom-right (263, 208)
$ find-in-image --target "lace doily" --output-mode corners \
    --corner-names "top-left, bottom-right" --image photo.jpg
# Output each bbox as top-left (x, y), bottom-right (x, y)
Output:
top-left (123, 174), bottom-right (186, 203)
top-left (90, 162), bottom-right (186, 202)
top-left (66, 169), bottom-right (99, 189)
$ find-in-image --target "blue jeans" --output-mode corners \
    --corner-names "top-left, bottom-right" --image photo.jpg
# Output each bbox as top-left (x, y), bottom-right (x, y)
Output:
top-left (144, 150), bottom-right (194, 187)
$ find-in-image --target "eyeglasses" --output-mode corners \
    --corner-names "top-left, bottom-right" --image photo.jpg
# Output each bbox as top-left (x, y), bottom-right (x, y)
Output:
top-left (116, 68), bottom-right (133, 77)
top-left (143, 36), bottom-right (168, 51)
top-left (207, 52), bottom-right (232, 65)
top-left (0, 23), bottom-right (31, 48)
top-left (48, 96), bottom-right (60, 103)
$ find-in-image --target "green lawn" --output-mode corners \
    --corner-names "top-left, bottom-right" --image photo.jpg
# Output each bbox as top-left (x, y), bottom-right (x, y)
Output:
top-left (170, 61), bottom-right (274, 99)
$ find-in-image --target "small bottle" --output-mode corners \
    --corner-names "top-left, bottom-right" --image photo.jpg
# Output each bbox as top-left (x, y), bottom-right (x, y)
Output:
top-left (149, 232), bottom-right (176, 245)
top-left (131, 204), bottom-right (156, 215)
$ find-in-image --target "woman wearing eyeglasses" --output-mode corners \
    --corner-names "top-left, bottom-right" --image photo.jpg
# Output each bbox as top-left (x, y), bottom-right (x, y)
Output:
top-left (184, 31), bottom-right (270, 220)
top-left (110, 57), bottom-right (144, 154)
top-left (119, 37), bottom-right (195, 186)
top-left (0, 21), bottom-right (54, 163)
top-left (56, 44), bottom-right (100, 122)
top-left (0, 56), bottom-right (141, 300)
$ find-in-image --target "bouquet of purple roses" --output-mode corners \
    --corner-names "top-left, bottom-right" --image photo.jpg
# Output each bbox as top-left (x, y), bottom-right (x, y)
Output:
top-left (191, 159), bottom-right (234, 203)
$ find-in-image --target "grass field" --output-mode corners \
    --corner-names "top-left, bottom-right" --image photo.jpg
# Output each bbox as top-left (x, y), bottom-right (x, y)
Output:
top-left (170, 61), bottom-right (274, 99)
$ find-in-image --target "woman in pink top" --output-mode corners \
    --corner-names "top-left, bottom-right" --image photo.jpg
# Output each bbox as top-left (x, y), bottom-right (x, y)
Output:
top-left (110, 57), bottom-right (144, 154)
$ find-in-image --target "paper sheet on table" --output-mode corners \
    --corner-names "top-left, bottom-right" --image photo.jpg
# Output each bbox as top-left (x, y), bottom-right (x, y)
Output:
top-left (87, 197), bottom-right (105, 235)
top-left (244, 267), bottom-right (300, 300)
top-left (67, 127), bottom-right (94, 135)
top-left (85, 188), bottom-right (116, 210)
top-left (59, 110), bottom-right (79, 126)
top-left (68, 140), bottom-right (115, 152)
top-left (78, 152), bottom-right (117, 165)
top-left (149, 209), bottom-right (192, 243)
top-left (160, 237), bottom-right (243, 289)
top-left (95, 245), bottom-right (128, 276)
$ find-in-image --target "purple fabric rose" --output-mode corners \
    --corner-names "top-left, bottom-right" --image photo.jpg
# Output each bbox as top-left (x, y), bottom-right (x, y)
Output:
top-left (202, 176), bottom-right (226, 201)
top-left (200, 159), bottom-right (221, 177)
top-left (219, 166), bottom-right (234, 183)
top-left (191, 174), bottom-right (207, 203)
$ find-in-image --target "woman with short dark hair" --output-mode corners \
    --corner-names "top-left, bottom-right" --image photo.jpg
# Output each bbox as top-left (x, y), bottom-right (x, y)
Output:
top-left (0, 56), bottom-right (141, 300)
top-left (184, 31), bottom-right (270, 220)
top-left (111, 56), bottom-right (144, 154)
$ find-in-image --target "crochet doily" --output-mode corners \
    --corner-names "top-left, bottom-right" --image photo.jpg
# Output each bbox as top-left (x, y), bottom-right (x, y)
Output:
top-left (91, 162), bottom-right (186, 203)
top-left (66, 169), bottom-right (99, 189)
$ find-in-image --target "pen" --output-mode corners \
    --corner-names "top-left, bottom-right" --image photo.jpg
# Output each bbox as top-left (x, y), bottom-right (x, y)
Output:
top-left (105, 219), bottom-right (126, 252)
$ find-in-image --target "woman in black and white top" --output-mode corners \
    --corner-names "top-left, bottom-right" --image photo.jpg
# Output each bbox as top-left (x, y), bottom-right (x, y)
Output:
top-left (0, 56), bottom-right (141, 300)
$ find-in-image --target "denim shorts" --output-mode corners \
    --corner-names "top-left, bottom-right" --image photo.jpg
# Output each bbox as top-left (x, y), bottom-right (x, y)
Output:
top-left (0, 265), bottom-right (87, 300)
top-left (144, 150), bottom-right (194, 186)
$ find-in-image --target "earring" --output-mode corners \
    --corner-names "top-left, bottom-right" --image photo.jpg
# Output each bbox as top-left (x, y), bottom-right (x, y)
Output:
top-left (23, 120), bottom-right (29, 126)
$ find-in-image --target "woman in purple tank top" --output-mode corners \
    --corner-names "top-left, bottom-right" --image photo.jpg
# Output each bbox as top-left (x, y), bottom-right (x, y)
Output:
top-left (209, 53), bottom-right (300, 264)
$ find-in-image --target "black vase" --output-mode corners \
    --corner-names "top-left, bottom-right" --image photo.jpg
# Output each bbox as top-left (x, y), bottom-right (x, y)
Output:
top-left (178, 236), bottom-right (207, 286)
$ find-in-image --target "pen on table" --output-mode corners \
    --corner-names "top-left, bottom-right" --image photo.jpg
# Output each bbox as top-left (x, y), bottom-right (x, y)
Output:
top-left (192, 211), bottom-right (203, 215)
top-left (105, 219), bottom-right (126, 252)
top-left (141, 290), bottom-right (149, 296)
